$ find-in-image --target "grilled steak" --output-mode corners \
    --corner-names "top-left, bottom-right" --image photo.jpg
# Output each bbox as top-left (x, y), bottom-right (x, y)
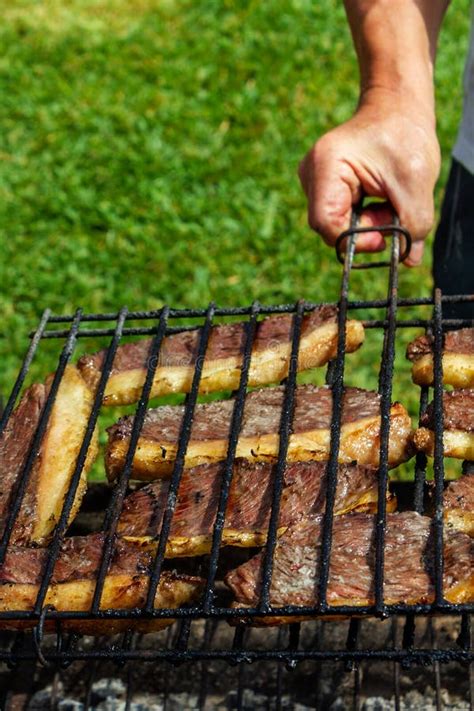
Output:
top-left (78, 307), bottom-right (364, 406)
top-left (444, 474), bottom-right (474, 537)
top-left (0, 366), bottom-right (98, 544)
top-left (106, 385), bottom-right (413, 480)
top-left (0, 534), bottom-right (204, 632)
top-left (414, 389), bottom-right (474, 459)
top-left (407, 329), bottom-right (474, 387)
top-left (225, 512), bottom-right (473, 616)
top-left (117, 460), bottom-right (393, 555)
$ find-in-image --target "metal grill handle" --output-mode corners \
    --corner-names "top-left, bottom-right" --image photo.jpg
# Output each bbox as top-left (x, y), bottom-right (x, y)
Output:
top-left (335, 202), bottom-right (412, 268)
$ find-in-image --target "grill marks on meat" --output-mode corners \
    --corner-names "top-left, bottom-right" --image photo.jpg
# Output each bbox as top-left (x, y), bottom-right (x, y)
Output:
top-left (0, 366), bottom-right (99, 544)
top-left (444, 474), bottom-right (474, 537)
top-left (78, 307), bottom-right (365, 406)
top-left (407, 329), bottom-right (474, 387)
top-left (0, 534), bottom-right (204, 632)
top-left (117, 460), bottom-right (389, 555)
top-left (106, 385), bottom-right (413, 480)
top-left (225, 513), bottom-right (473, 613)
top-left (414, 389), bottom-right (474, 459)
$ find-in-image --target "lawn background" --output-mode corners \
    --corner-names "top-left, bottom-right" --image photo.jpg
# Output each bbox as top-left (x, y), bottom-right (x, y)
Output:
top-left (0, 0), bottom-right (471, 480)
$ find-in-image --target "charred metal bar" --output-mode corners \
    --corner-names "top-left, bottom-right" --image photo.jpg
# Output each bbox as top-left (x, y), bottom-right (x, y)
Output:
top-left (90, 306), bottom-right (170, 613)
top-left (33, 307), bottom-right (129, 614)
top-left (414, 387), bottom-right (430, 514)
top-left (0, 645), bottom-right (472, 665)
top-left (392, 617), bottom-right (401, 711)
top-left (202, 301), bottom-right (260, 613)
top-left (0, 309), bottom-right (82, 565)
top-left (402, 615), bottom-right (416, 650)
top-left (257, 300), bottom-right (305, 610)
top-left (458, 614), bottom-right (471, 650)
top-left (432, 288), bottom-right (446, 607)
top-left (236, 661), bottom-right (246, 711)
top-left (374, 232), bottom-right (400, 613)
top-left (0, 308), bottom-right (51, 438)
top-left (175, 619), bottom-right (192, 653)
top-left (144, 303), bottom-right (215, 611)
top-left (346, 618), bottom-right (361, 672)
top-left (38, 314), bottom-right (474, 339)
top-left (39, 291), bottom-right (474, 325)
top-left (318, 215), bottom-right (356, 611)
top-left (83, 659), bottom-right (99, 711)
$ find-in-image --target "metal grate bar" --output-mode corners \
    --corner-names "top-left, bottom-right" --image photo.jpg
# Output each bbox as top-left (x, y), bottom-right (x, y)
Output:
top-left (0, 309), bottom-right (82, 565)
top-left (0, 645), bottom-right (472, 665)
top-left (144, 303), bottom-right (215, 611)
top-left (392, 617), bottom-right (401, 711)
top-left (257, 300), bottom-right (305, 610)
top-left (90, 307), bottom-right (170, 613)
top-left (317, 221), bottom-right (356, 610)
top-left (0, 308), bottom-right (51, 438)
top-left (345, 618), bottom-right (360, 673)
top-left (175, 619), bottom-right (192, 652)
top-left (38, 314), bottom-right (474, 339)
top-left (402, 614), bottom-right (416, 650)
top-left (41, 292), bottom-right (474, 325)
top-left (432, 288), bottom-right (446, 606)
top-left (201, 301), bottom-right (260, 613)
top-left (33, 307), bottom-right (129, 614)
top-left (374, 233), bottom-right (400, 613)
top-left (414, 386), bottom-right (429, 514)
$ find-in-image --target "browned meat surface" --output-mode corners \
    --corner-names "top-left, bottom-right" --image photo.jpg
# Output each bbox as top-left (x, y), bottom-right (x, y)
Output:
top-left (80, 307), bottom-right (338, 376)
top-left (0, 534), bottom-right (152, 585)
top-left (109, 385), bottom-right (382, 445)
top-left (117, 460), bottom-right (383, 540)
top-left (0, 367), bottom-right (98, 545)
top-left (0, 534), bottom-right (204, 627)
top-left (0, 383), bottom-right (46, 542)
top-left (420, 390), bottom-right (474, 432)
top-left (407, 329), bottom-right (474, 361)
top-left (225, 512), bottom-right (473, 607)
top-left (444, 474), bottom-right (474, 513)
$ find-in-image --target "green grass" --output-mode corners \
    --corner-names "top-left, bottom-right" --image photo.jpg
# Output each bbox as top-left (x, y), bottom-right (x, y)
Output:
top-left (0, 0), bottom-right (470, 481)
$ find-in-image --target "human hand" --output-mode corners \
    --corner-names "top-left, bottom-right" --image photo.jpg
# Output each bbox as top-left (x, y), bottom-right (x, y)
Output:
top-left (298, 88), bottom-right (441, 266)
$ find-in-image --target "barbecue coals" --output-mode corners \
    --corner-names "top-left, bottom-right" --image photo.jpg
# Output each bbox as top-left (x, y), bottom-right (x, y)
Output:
top-left (106, 385), bottom-right (414, 480)
top-left (0, 365), bottom-right (99, 545)
top-left (225, 512), bottom-right (474, 619)
top-left (78, 307), bottom-right (365, 405)
top-left (407, 328), bottom-right (474, 387)
top-left (0, 533), bottom-right (203, 632)
top-left (117, 460), bottom-right (395, 556)
top-left (443, 473), bottom-right (474, 536)
top-left (414, 388), bottom-right (474, 460)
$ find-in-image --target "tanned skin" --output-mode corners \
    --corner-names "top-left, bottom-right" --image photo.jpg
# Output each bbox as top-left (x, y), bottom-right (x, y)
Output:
top-left (299, 0), bottom-right (450, 266)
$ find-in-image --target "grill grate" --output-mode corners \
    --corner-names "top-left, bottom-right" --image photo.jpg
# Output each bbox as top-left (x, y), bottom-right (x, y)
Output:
top-left (0, 214), bottom-right (472, 689)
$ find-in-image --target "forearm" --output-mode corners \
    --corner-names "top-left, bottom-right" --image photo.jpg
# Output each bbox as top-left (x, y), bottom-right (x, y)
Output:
top-left (344, 0), bottom-right (450, 117)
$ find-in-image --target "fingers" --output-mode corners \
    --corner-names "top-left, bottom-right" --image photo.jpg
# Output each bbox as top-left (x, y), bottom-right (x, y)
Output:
top-left (299, 144), bottom-right (433, 264)
top-left (299, 141), bottom-right (362, 247)
top-left (403, 240), bottom-right (424, 267)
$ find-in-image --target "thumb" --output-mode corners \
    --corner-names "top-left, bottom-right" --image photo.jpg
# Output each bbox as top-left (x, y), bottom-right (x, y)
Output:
top-left (301, 148), bottom-right (361, 246)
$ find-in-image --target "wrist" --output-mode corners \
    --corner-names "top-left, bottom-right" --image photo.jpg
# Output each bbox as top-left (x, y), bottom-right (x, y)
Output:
top-left (358, 85), bottom-right (436, 129)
